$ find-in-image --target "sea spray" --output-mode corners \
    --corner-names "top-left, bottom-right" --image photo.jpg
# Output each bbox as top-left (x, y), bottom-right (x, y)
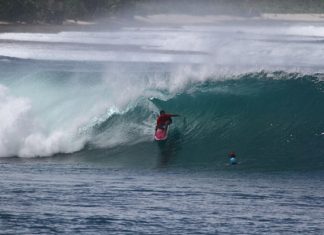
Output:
top-left (0, 84), bottom-right (86, 157)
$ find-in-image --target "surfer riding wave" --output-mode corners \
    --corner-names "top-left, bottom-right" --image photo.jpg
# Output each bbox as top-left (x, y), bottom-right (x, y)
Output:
top-left (155, 110), bottom-right (179, 131)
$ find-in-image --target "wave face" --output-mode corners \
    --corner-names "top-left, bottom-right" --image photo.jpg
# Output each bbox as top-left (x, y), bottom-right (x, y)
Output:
top-left (1, 23), bottom-right (324, 169)
top-left (1, 60), bottom-right (323, 170)
top-left (150, 73), bottom-right (324, 170)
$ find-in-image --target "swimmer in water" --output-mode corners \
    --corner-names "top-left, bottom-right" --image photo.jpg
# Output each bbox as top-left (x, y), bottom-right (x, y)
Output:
top-left (228, 151), bottom-right (238, 165)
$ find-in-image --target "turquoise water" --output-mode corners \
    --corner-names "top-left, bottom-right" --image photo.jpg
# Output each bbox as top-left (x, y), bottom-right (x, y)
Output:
top-left (0, 22), bottom-right (324, 233)
top-left (1, 61), bottom-right (323, 171)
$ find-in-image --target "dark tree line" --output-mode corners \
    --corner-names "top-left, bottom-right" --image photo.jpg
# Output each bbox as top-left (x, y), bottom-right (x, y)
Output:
top-left (0, 0), bottom-right (323, 24)
top-left (0, 0), bottom-right (136, 24)
top-left (135, 0), bottom-right (324, 16)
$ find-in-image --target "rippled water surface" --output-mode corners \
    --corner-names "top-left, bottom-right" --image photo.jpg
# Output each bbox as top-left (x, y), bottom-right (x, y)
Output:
top-left (0, 160), bottom-right (323, 234)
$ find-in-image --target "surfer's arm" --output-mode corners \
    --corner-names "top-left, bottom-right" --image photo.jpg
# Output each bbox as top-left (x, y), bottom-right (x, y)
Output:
top-left (169, 114), bottom-right (180, 117)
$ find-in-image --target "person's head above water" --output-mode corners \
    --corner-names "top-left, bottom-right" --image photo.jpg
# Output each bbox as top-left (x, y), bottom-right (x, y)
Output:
top-left (228, 151), bottom-right (236, 158)
top-left (160, 110), bottom-right (165, 115)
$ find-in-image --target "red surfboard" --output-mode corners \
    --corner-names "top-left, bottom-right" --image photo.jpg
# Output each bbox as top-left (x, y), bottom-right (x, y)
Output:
top-left (154, 126), bottom-right (169, 141)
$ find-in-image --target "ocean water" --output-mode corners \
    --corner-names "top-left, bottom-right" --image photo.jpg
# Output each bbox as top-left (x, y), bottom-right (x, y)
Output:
top-left (0, 161), bottom-right (323, 234)
top-left (0, 20), bottom-right (324, 234)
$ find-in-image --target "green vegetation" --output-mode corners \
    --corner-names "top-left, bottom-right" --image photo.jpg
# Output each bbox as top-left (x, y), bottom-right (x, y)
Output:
top-left (0, 0), bottom-right (324, 24)
top-left (137, 0), bottom-right (324, 16)
top-left (0, 0), bottom-right (136, 24)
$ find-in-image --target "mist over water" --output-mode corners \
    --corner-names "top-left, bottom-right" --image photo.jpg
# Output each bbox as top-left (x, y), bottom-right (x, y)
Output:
top-left (0, 17), bottom-right (324, 170)
top-left (1, 23), bottom-right (324, 68)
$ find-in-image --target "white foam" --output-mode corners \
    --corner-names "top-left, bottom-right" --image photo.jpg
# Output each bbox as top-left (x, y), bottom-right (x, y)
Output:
top-left (287, 26), bottom-right (324, 37)
top-left (1, 24), bottom-right (324, 71)
top-left (0, 84), bottom-right (87, 157)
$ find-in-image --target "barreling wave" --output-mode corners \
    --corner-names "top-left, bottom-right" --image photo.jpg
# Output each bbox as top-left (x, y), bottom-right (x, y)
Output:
top-left (1, 65), bottom-right (324, 170)
top-left (80, 71), bottom-right (324, 170)
top-left (2, 23), bottom-right (324, 170)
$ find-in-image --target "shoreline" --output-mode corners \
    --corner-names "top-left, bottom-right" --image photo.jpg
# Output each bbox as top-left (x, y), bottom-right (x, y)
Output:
top-left (135, 13), bottom-right (324, 25)
top-left (1, 13), bottom-right (324, 33)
